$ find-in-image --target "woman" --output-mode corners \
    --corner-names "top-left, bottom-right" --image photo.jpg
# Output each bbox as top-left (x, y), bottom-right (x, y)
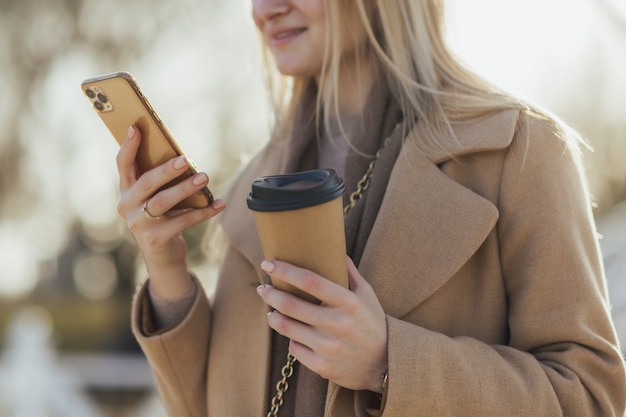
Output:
top-left (117, 0), bottom-right (626, 416)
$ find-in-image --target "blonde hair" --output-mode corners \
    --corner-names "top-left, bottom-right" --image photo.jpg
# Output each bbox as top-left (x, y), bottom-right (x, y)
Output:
top-left (259, 0), bottom-right (565, 153)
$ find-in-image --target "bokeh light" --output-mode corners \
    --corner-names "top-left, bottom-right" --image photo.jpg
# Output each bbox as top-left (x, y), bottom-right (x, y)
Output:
top-left (72, 252), bottom-right (118, 301)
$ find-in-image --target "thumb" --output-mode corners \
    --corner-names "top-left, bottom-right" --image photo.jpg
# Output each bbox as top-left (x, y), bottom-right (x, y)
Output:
top-left (347, 256), bottom-right (368, 292)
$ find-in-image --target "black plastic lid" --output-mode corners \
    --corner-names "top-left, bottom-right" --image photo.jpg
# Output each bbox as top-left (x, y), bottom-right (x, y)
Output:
top-left (246, 169), bottom-right (345, 212)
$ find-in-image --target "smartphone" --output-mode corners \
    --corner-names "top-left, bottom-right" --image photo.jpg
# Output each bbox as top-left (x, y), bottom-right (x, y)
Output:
top-left (81, 71), bottom-right (213, 209)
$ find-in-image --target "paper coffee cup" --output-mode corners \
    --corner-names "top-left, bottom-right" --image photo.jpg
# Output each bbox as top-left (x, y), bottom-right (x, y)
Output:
top-left (246, 169), bottom-right (348, 303)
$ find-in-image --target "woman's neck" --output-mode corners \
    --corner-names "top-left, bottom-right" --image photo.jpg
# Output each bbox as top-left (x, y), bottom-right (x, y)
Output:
top-left (316, 53), bottom-right (378, 117)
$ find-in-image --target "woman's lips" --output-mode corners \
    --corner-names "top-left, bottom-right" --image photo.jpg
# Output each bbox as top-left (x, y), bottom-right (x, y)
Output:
top-left (270, 27), bottom-right (306, 46)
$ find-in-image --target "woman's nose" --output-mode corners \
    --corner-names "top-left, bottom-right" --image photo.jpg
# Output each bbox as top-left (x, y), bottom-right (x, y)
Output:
top-left (251, 0), bottom-right (291, 24)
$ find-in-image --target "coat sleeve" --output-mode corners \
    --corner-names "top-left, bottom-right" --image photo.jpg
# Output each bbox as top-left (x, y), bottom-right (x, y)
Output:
top-left (131, 274), bottom-right (211, 417)
top-left (380, 116), bottom-right (626, 416)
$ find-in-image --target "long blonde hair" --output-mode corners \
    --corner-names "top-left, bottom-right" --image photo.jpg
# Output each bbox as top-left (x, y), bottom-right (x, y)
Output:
top-left (259, 0), bottom-right (560, 153)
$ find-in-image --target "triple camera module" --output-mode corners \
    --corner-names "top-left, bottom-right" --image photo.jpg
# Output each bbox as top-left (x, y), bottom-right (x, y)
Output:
top-left (84, 86), bottom-right (113, 112)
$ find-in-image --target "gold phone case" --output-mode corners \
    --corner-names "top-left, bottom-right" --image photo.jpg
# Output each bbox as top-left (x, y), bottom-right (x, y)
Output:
top-left (81, 71), bottom-right (213, 209)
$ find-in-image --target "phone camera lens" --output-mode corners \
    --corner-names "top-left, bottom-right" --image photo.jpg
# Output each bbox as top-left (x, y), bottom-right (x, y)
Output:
top-left (97, 93), bottom-right (108, 103)
top-left (94, 101), bottom-right (104, 111)
top-left (86, 89), bottom-right (95, 98)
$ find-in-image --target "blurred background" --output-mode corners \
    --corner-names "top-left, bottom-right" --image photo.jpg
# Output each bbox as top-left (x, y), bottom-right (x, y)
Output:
top-left (0, 0), bottom-right (624, 415)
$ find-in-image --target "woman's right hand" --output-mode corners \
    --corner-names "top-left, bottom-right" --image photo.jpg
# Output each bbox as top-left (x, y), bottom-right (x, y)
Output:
top-left (115, 125), bottom-right (226, 298)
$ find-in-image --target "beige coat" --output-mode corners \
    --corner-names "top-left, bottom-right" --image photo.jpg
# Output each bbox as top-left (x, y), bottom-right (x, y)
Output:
top-left (132, 109), bottom-right (626, 416)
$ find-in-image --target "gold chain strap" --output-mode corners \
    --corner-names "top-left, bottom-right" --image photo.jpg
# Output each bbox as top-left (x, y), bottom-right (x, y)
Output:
top-left (266, 352), bottom-right (298, 417)
top-left (266, 122), bottom-right (399, 417)
top-left (343, 132), bottom-right (394, 216)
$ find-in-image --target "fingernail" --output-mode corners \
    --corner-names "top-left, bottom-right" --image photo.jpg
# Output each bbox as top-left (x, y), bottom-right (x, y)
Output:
top-left (127, 125), bottom-right (135, 139)
top-left (212, 199), bottom-right (226, 209)
top-left (261, 260), bottom-right (275, 273)
top-left (256, 284), bottom-right (265, 295)
top-left (174, 156), bottom-right (188, 169)
top-left (192, 173), bottom-right (208, 185)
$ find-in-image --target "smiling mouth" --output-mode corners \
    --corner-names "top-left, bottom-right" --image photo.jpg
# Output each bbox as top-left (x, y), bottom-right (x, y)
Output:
top-left (272, 28), bottom-right (306, 41)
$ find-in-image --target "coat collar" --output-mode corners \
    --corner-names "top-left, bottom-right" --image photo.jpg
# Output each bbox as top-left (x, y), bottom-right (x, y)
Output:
top-left (420, 109), bottom-right (518, 164)
top-left (359, 109), bottom-right (518, 317)
top-left (359, 135), bottom-right (500, 317)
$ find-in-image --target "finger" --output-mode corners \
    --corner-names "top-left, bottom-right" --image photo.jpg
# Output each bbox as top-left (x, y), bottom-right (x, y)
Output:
top-left (256, 283), bottom-right (321, 327)
top-left (133, 155), bottom-right (193, 209)
top-left (166, 202), bottom-right (226, 231)
top-left (256, 282), bottom-right (356, 357)
top-left (145, 170), bottom-right (209, 216)
top-left (260, 260), bottom-right (349, 307)
top-left (264, 307), bottom-right (323, 354)
top-left (287, 339), bottom-right (315, 364)
top-left (164, 197), bottom-right (226, 218)
top-left (265, 308), bottom-right (307, 338)
top-left (116, 125), bottom-right (141, 189)
top-left (117, 154), bottom-right (191, 219)
top-left (130, 200), bottom-right (226, 244)
top-left (346, 256), bottom-right (369, 292)
top-left (287, 338), bottom-right (339, 384)
top-left (278, 321), bottom-right (352, 385)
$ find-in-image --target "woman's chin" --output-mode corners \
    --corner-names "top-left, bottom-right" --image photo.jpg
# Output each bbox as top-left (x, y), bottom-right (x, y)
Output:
top-left (275, 61), bottom-right (319, 78)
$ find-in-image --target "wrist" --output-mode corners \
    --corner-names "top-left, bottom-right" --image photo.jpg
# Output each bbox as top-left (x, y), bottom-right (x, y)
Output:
top-left (147, 264), bottom-right (194, 299)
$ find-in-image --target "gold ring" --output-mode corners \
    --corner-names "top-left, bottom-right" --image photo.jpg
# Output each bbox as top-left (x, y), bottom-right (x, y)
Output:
top-left (142, 199), bottom-right (161, 220)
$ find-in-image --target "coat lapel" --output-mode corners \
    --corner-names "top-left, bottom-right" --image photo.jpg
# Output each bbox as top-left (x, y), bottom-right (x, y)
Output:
top-left (359, 140), bottom-right (499, 318)
top-left (359, 109), bottom-right (518, 318)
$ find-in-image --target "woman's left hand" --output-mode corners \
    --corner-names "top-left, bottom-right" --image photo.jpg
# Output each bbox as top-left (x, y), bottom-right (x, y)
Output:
top-left (256, 257), bottom-right (388, 393)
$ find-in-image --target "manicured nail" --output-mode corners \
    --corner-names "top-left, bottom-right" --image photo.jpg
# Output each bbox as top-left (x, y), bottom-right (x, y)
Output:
top-left (192, 173), bottom-right (208, 185)
top-left (212, 199), bottom-right (226, 209)
top-left (127, 125), bottom-right (135, 139)
top-left (256, 285), bottom-right (265, 295)
top-left (261, 260), bottom-right (275, 273)
top-left (174, 156), bottom-right (188, 169)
